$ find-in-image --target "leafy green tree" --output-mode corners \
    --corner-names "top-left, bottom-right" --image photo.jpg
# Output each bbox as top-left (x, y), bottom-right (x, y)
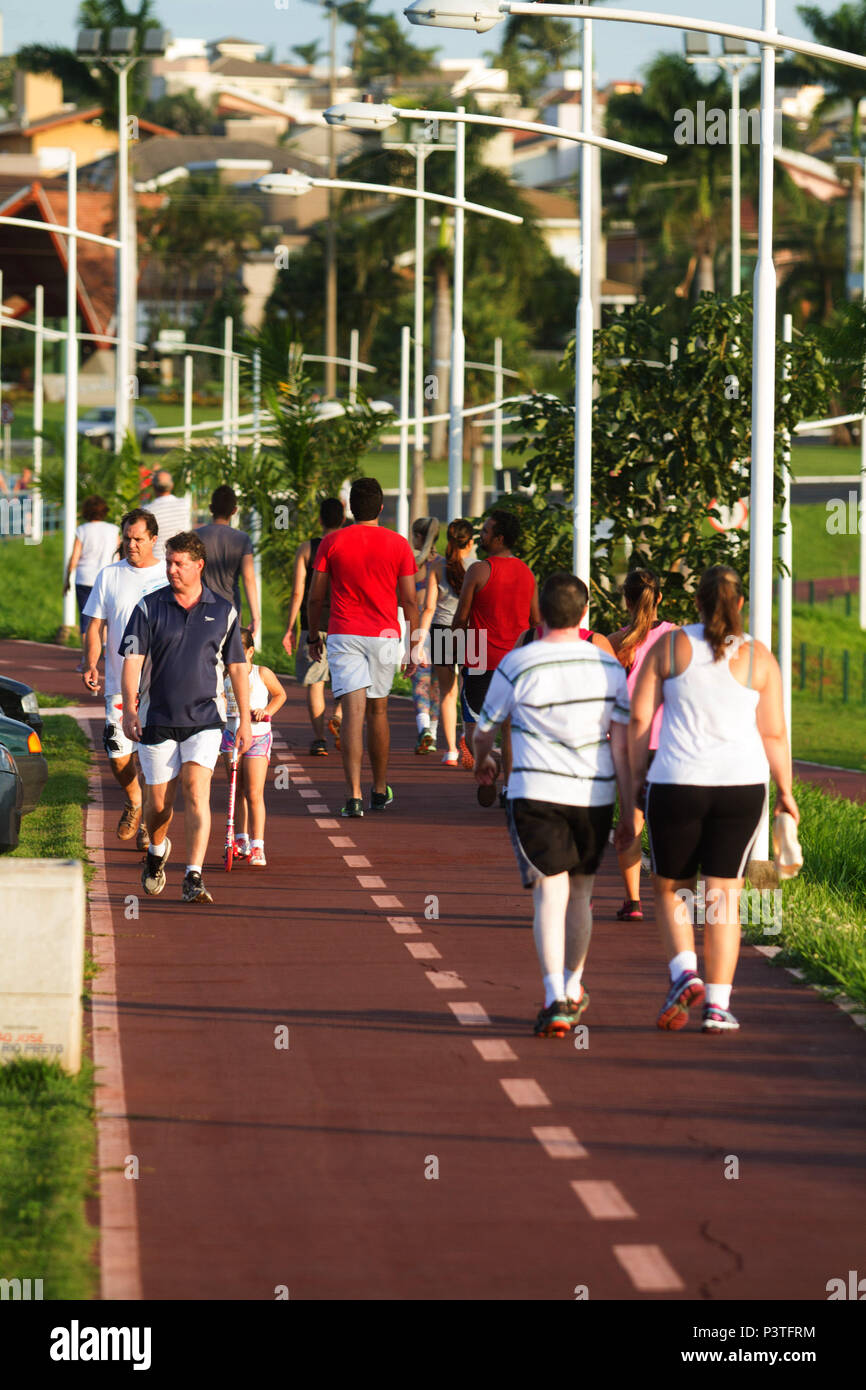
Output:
top-left (777, 3), bottom-right (866, 149)
top-left (291, 41), bottom-right (324, 67)
top-left (606, 53), bottom-right (736, 303)
top-left (490, 16), bottom-right (577, 106)
top-left (495, 296), bottom-right (835, 627)
top-left (17, 0), bottom-right (162, 127)
top-left (142, 91), bottom-right (219, 136)
top-left (355, 16), bottom-right (439, 89)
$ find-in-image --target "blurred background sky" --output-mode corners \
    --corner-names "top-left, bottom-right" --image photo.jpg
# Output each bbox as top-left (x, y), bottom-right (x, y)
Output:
top-left (0, 0), bottom-right (846, 88)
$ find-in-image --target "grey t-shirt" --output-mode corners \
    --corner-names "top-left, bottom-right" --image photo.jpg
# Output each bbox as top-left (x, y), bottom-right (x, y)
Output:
top-left (195, 522), bottom-right (253, 610)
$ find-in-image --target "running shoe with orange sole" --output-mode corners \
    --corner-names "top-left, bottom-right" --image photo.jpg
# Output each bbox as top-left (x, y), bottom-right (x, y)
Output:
top-left (533, 1000), bottom-right (574, 1038)
top-left (657, 970), bottom-right (705, 1030)
top-left (458, 735), bottom-right (474, 771)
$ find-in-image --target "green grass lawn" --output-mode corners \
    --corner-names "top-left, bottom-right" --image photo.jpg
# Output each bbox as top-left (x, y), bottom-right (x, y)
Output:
top-left (12, 715), bottom-right (93, 865)
top-left (789, 442), bottom-right (861, 478)
top-left (791, 502), bottom-right (859, 581)
top-left (0, 714), bottom-right (97, 1300)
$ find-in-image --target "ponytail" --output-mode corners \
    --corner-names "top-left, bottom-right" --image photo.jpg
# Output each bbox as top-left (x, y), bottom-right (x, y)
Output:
top-left (697, 565), bottom-right (744, 660)
top-left (445, 518), bottom-right (474, 596)
top-left (617, 569), bottom-right (661, 668)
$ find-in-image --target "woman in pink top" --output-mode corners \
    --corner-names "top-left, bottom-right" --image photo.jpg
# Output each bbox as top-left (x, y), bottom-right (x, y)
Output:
top-left (609, 569), bottom-right (674, 921)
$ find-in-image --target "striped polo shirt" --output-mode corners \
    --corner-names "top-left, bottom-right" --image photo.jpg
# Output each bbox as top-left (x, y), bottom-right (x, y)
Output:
top-left (120, 583), bottom-right (245, 737)
top-left (477, 639), bottom-right (631, 806)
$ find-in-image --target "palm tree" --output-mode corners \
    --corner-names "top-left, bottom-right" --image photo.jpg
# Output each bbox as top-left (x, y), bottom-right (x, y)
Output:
top-left (606, 53), bottom-right (735, 299)
top-left (291, 41), bottom-right (324, 67)
top-left (17, 0), bottom-right (161, 128)
top-left (774, 2), bottom-right (866, 299)
top-left (490, 15), bottom-right (578, 106)
top-left (355, 16), bottom-right (439, 90)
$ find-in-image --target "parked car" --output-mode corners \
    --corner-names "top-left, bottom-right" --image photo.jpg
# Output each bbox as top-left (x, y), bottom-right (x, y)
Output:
top-left (77, 406), bottom-right (157, 451)
top-left (0, 711), bottom-right (47, 815)
top-left (0, 675), bottom-right (43, 738)
top-left (0, 742), bottom-right (23, 853)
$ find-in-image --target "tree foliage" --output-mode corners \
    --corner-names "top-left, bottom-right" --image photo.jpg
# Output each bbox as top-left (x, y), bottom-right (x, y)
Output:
top-left (493, 296), bottom-right (835, 629)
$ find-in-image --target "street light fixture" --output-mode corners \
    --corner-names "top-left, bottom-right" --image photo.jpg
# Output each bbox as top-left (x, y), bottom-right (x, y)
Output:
top-left (326, 99), bottom-right (665, 527)
top-left (684, 32), bottom-right (759, 296)
top-left (75, 26), bottom-right (170, 453)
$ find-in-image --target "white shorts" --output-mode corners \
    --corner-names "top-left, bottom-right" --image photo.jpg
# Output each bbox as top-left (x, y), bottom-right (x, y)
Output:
top-left (326, 634), bottom-right (400, 700)
top-left (136, 728), bottom-right (223, 785)
top-left (103, 694), bottom-right (135, 760)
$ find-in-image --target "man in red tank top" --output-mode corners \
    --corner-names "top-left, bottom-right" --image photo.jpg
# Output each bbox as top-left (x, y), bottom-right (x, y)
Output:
top-left (452, 510), bottom-right (540, 770)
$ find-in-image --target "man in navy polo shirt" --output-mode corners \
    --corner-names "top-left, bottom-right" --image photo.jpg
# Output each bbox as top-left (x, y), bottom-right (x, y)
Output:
top-left (120, 531), bottom-right (252, 904)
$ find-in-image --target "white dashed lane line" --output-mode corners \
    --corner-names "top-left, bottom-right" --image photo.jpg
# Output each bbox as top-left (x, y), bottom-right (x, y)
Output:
top-left (532, 1126), bottom-right (588, 1160)
top-left (329, 836), bottom-right (355, 848)
top-left (499, 1078), bottom-right (551, 1108)
top-left (426, 971), bottom-right (465, 990)
top-left (613, 1244), bottom-right (685, 1292)
top-left (473, 1039), bottom-right (517, 1062)
top-left (371, 893), bottom-right (403, 909)
top-left (387, 915), bottom-right (422, 935)
top-left (405, 942), bottom-right (441, 960)
top-left (343, 855), bottom-right (371, 868)
top-left (571, 1181), bottom-right (637, 1220)
top-left (357, 874), bottom-right (386, 888)
top-left (449, 1002), bottom-right (491, 1026)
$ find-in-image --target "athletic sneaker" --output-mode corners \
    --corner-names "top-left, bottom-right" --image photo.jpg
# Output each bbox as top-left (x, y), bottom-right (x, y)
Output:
top-left (182, 870), bottom-right (213, 904)
top-left (310, 738), bottom-right (328, 756)
top-left (341, 798), bottom-right (364, 818)
top-left (370, 785), bottom-right (394, 811)
top-left (657, 970), bottom-right (705, 1031)
top-left (533, 999), bottom-right (574, 1038)
top-left (458, 735), bottom-right (475, 771)
top-left (249, 846), bottom-right (267, 867)
top-left (701, 1005), bottom-right (740, 1034)
top-left (136, 821), bottom-right (150, 852)
top-left (616, 899), bottom-right (643, 921)
top-left (233, 838), bottom-right (251, 860)
top-left (415, 729), bottom-right (435, 754)
top-left (441, 751), bottom-right (460, 768)
top-left (564, 987), bottom-right (590, 1025)
top-left (117, 800), bottom-right (142, 841)
top-left (141, 837), bottom-right (171, 896)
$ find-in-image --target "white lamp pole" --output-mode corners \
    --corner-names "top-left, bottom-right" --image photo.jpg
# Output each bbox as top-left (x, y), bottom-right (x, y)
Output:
top-left (574, 14), bottom-right (593, 585)
top-left (349, 326), bottom-right (360, 405)
top-left (32, 284), bottom-right (44, 545)
top-left (398, 324), bottom-right (411, 536)
top-left (861, 162), bottom-right (866, 630)
top-left (222, 316), bottom-right (233, 449)
top-left (448, 109), bottom-right (467, 521)
top-left (730, 63), bottom-right (742, 296)
top-left (114, 62), bottom-right (130, 453)
top-left (778, 313), bottom-right (793, 737)
top-left (62, 150), bottom-right (78, 631)
top-left (183, 354), bottom-right (193, 452)
top-left (414, 144), bottom-right (428, 512)
top-left (252, 346), bottom-right (263, 650)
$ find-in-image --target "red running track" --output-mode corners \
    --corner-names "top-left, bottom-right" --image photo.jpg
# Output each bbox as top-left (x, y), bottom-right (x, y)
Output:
top-left (2, 638), bottom-right (866, 1301)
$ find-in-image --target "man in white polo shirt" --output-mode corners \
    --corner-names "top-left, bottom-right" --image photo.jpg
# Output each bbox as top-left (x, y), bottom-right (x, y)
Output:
top-left (81, 508), bottom-right (168, 847)
top-left (473, 572), bottom-right (634, 1039)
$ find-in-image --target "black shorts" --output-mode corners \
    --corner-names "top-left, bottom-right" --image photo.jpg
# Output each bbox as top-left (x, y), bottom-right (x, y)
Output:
top-left (429, 625), bottom-right (460, 669)
top-left (461, 669), bottom-right (494, 723)
top-left (645, 782), bottom-right (767, 881)
top-left (507, 798), bottom-right (615, 886)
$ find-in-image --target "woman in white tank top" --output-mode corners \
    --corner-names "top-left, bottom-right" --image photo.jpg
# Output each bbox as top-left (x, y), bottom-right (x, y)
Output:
top-left (627, 566), bottom-right (799, 1036)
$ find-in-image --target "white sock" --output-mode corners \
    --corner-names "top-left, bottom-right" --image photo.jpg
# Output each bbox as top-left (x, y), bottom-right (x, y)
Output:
top-left (430, 720), bottom-right (439, 739)
top-left (543, 972), bottom-right (565, 1008)
top-left (237, 832), bottom-right (250, 846)
top-left (442, 750), bottom-right (459, 762)
top-left (670, 950), bottom-right (698, 982)
top-left (416, 713), bottom-right (430, 733)
top-left (533, 873), bottom-right (570, 1006)
top-left (186, 864), bottom-right (201, 876)
top-left (564, 875), bottom-right (593, 999)
top-left (706, 983), bottom-right (731, 1010)
top-left (149, 839), bottom-right (167, 858)
top-left (251, 839), bottom-right (264, 849)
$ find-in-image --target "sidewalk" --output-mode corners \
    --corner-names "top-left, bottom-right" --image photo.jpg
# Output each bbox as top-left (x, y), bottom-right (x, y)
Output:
top-left (2, 639), bottom-right (866, 1300)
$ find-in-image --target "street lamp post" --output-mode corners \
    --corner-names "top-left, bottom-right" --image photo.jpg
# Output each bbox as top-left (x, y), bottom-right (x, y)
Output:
top-left (325, 96), bottom-right (664, 545)
top-left (75, 27), bottom-right (170, 454)
top-left (62, 150), bottom-right (78, 633)
top-left (685, 33), bottom-right (760, 296)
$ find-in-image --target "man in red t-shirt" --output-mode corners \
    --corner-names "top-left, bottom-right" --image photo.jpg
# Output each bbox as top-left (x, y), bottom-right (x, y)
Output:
top-left (307, 477), bottom-right (419, 817)
top-left (452, 509), bottom-right (539, 790)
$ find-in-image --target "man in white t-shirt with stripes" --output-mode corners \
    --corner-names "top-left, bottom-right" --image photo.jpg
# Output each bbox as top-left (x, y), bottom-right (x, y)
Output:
top-left (473, 571), bottom-right (635, 1038)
